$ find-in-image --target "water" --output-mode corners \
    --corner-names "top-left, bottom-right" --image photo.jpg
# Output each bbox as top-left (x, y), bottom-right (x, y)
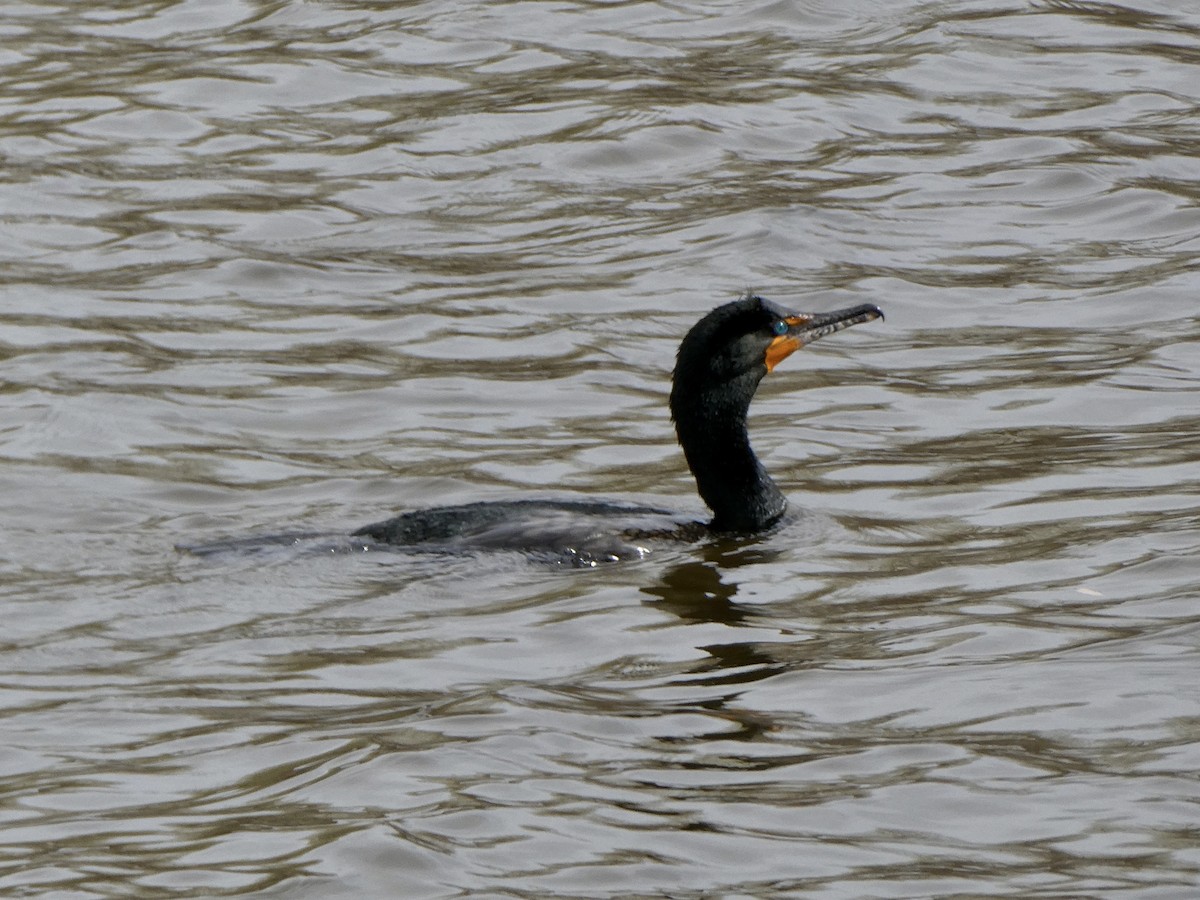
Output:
top-left (2, 0), bottom-right (1199, 896)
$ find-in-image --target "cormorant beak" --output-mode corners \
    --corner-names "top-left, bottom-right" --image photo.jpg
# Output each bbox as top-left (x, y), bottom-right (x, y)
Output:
top-left (765, 303), bottom-right (884, 372)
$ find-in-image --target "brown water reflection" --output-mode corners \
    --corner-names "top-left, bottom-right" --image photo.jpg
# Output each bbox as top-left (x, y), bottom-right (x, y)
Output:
top-left (2, 0), bottom-right (1200, 897)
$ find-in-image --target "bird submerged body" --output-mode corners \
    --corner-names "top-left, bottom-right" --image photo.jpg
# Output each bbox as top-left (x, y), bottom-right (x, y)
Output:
top-left (184, 295), bottom-right (881, 566)
top-left (352, 498), bottom-right (706, 566)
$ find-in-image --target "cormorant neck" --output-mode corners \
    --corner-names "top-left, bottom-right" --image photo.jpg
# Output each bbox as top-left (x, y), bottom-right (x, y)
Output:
top-left (671, 376), bottom-right (787, 533)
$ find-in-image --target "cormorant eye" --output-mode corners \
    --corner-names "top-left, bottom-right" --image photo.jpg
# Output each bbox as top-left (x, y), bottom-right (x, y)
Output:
top-left (770, 320), bottom-right (788, 336)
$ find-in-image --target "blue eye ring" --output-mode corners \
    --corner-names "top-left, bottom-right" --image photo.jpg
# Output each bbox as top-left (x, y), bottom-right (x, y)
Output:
top-left (771, 320), bottom-right (789, 336)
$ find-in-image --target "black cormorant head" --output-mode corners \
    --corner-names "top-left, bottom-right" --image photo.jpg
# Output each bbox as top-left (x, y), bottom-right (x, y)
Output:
top-left (670, 294), bottom-right (882, 420)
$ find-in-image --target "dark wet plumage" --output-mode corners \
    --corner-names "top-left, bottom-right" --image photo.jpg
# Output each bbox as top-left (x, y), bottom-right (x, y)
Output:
top-left (183, 295), bottom-right (880, 565)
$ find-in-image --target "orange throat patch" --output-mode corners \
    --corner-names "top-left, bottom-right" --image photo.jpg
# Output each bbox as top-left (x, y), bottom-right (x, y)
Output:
top-left (764, 334), bottom-right (802, 373)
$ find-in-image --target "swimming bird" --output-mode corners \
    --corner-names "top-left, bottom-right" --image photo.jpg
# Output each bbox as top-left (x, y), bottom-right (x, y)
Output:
top-left (349, 294), bottom-right (882, 565)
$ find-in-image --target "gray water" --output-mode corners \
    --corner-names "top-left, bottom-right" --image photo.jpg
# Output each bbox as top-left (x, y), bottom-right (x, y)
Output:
top-left (2, 0), bottom-right (1199, 897)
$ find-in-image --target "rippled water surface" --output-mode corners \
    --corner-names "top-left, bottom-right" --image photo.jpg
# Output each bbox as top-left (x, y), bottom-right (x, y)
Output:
top-left (3, 0), bottom-right (1200, 896)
